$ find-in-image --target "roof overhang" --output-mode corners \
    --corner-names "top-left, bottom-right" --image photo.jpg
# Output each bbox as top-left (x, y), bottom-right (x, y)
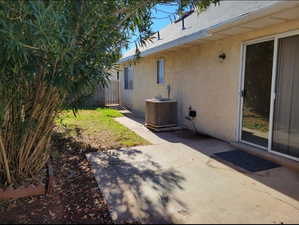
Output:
top-left (119, 1), bottom-right (299, 64)
top-left (119, 30), bottom-right (210, 63)
top-left (207, 1), bottom-right (299, 38)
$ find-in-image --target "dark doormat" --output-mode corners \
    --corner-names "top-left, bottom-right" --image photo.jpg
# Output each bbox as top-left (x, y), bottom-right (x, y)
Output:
top-left (214, 150), bottom-right (281, 172)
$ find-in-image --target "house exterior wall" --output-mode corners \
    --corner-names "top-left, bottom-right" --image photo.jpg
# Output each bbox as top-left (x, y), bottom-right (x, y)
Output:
top-left (119, 20), bottom-right (299, 142)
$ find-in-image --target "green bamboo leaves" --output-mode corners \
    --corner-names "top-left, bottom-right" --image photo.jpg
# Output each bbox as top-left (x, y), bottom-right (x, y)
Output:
top-left (0, 0), bottom-right (217, 185)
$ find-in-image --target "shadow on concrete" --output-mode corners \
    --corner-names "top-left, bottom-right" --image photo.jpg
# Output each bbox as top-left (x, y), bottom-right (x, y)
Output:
top-left (161, 130), bottom-right (299, 202)
top-left (87, 147), bottom-right (187, 224)
top-left (56, 130), bottom-right (187, 224)
top-left (57, 107), bottom-right (299, 223)
top-left (120, 111), bottom-right (299, 203)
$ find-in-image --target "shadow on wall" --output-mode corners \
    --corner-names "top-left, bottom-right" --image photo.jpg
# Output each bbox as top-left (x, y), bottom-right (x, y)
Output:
top-left (87, 148), bottom-right (187, 224)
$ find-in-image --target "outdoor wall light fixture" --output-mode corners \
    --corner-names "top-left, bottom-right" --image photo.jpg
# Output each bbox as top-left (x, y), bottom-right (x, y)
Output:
top-left (219, 53), bottom-right (226, 62)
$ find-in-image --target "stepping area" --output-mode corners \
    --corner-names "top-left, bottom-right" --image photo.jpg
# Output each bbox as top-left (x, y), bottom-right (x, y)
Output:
top-left (87, 114), bottom-right (299, 224)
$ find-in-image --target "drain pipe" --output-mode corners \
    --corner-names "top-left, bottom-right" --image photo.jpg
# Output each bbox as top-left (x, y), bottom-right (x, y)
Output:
top-left (167, 84), bottom-right (171, 99)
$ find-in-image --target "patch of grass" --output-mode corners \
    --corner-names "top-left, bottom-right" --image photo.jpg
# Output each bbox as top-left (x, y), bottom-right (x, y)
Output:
top-left (243, 109), bottom-right (269, 133)
top-left (56, 107), bottom-right (150, 148)
top-left (96, 108), bottom-right (123, 118)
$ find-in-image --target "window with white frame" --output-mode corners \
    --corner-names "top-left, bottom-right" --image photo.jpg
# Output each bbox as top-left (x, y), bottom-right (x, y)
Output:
top-left (124, 66), bottom-right (133, 90)
top-left (156, 59), bottom-right (165, 84)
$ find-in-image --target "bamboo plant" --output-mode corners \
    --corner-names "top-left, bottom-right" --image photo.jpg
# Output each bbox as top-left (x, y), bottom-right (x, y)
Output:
top-left (0, 0), bottom-right (218, 185)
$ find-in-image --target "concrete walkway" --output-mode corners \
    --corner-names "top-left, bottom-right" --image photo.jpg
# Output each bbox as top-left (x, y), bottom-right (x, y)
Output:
top-left (87, 115), bottom-right (299, 224)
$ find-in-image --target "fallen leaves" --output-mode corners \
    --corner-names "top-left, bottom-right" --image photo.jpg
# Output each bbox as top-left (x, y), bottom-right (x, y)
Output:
top-left (49, 210), bottom-right (56, 218)
top-left (0, 132), bottom-right (114, 224)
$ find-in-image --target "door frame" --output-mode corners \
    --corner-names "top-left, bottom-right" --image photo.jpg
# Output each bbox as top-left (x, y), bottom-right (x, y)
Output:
top-left (238, 29), bottom-right (299, 162)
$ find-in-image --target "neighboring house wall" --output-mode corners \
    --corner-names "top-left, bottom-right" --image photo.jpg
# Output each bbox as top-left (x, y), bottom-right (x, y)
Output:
top-left (119, 20), bottom-right (299, 142)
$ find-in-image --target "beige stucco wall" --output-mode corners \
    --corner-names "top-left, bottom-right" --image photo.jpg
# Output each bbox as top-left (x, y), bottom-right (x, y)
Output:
top-left (119, 20), bottom-right (299, 142)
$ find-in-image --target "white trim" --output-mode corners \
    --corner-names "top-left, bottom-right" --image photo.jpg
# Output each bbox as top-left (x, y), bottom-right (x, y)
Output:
top-left (236, 44), bottom-right (245, 142)
top-left (120, 1), bottom-right (299, 64)
top-left (156, 58), bottom-right (165, 85)
top-left (238, 37), bottom-right (275, 148)
top-left (269, 29), bottom-right (299, 162)
top-left (276, 29), bottom-right (299, 39)
top-left (269, 149), bottom-right (299, 162)
top-left (119, 31), bottom-right (209, 63)
top-left (238, 29), bottom-right (299, 161)
top-left (241, 140), bottom-right (268, 151)
top-left (238, 37), bottom-right (275, 144)
top-left (268, 37), bottom-right (279, 150)
top-left (124, 65), bottom-right (134, 90)
top-left (237, 44), bottom-right (246, 142)
top-left (243, 35), bottom-right (275, 46)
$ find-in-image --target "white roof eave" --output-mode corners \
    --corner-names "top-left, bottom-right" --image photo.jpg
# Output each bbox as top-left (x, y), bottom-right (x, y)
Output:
top-left (119, 1), bottom-right (299, 64)
top-left (119, 30), bottom-right (209, 63)
top-left (207, 1), bottom-right (295, 34)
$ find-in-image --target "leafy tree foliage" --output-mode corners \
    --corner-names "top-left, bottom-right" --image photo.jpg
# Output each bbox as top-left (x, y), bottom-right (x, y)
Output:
top-left (0, 0), bottom-right (219, 184)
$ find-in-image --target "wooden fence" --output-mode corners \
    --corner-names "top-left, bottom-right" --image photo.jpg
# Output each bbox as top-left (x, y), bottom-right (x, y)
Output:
top-left (83, 80), bottom-right (120, 107)
top-left (104, 80), bottom-right (120, 105)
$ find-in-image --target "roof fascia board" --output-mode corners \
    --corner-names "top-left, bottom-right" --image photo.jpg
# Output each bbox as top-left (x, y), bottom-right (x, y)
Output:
top-left (119, 1), bottom-right (296, 64)
top-left (119, 30), bottom-right (209, 63)
top-left (208, 1), bottom-right (299, 34)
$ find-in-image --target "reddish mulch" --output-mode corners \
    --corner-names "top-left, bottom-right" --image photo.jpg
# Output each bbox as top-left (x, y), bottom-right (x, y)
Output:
top-left (0, 133), bottom-right (114, 224)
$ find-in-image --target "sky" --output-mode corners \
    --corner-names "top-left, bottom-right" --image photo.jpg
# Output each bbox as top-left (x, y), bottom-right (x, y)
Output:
top-left (125, 3), bottom-right (178, 52)
top-left (151, 3), bottom-right (178, 33)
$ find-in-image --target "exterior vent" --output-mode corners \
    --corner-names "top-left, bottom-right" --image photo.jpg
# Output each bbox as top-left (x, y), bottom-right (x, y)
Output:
top-left (174, 9), bottom-right (194, 23)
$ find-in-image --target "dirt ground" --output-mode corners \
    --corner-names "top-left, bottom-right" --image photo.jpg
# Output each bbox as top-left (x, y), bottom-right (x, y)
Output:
top-left (0, 132), bottom-right (114, 224)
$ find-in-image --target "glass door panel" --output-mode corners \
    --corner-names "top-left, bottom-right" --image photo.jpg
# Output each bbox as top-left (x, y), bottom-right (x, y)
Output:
top-left (272, 35), bottom-right (299, 158)
top-left (241, 40), bottom-right (274, 148)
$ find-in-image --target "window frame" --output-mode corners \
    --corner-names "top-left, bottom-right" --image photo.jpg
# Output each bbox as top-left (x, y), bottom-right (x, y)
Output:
top-left (124, 66), bottom-right (133, 90)
top-left (156, 58), bottom-right (165, 84)
top-left (237, 29), bottom-right (299, 162)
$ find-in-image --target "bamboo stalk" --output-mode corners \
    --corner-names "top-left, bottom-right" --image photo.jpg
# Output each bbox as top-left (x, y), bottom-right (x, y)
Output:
top-left (0, 135), bottom-right (12, 184)
top-left (1, 62), bottom-right (64, 183)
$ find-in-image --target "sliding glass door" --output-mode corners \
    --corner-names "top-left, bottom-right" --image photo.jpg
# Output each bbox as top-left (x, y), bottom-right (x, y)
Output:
top-left (272, 35), bottom-right (299, 158)
top-left (240, 33), bottom-right (299, 160)
top-left (241, 40), bottom-right (274, 148)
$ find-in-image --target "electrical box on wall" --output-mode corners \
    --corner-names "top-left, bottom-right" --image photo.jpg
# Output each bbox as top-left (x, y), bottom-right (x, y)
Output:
top-left (189, 110), bottom-right (197, 118)
top-left (188, 106), bottom-right (197, 119)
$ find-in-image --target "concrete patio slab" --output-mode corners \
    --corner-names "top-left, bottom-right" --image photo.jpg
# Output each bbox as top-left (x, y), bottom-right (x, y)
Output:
top-left (87, 116), bottom-right (299, 224)
top-left (114, 117), bottom-right (169, 145)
